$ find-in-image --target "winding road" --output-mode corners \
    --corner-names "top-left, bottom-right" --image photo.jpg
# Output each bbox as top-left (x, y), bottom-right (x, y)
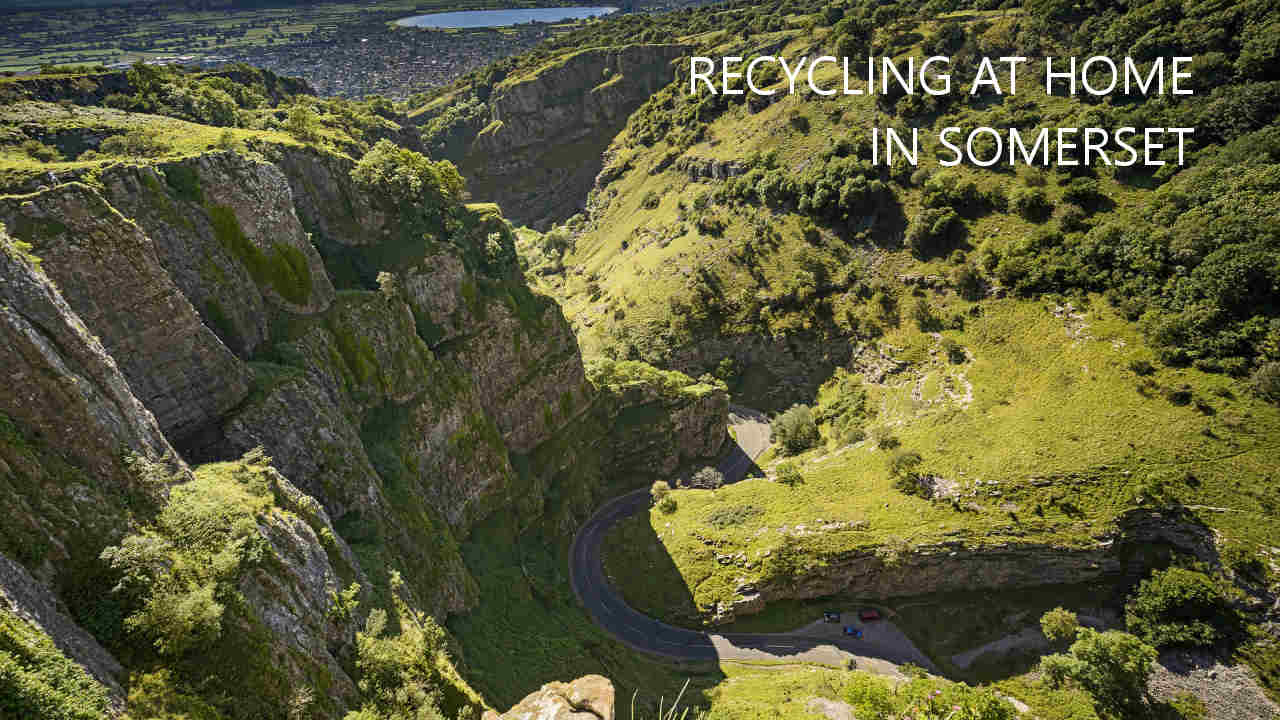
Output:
top-left (569, 406), bottom-right (935, 671)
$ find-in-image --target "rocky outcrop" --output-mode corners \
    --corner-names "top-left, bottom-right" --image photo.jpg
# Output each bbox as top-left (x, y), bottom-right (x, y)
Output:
top-left (714, 508), bottom-right (1219, 625)
top-left (0, 551), bottom-right (125, 710)
top-left (235, 464), bottom-right (365, 716)
top-left (0, 232), bottom-right (183, 587)
top-left (440, 44), bottom-right (689, 228)
top-left (99, 153), bottom-right (336, 358)
top-left (484, 675), bottom-right (615, 720)
top-left (594, 373), bottom-right (729, 477)
top-left (0, 139), bottom-right (732, 717)
top-left (0, 181), bottom-right (254, 447)
top-left (662, 330), bottom-right (854, 413)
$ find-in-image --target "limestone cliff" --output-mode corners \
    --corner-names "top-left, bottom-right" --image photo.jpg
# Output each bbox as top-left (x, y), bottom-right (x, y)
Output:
top-left (715, 508), bottom-right (1219, 625)
top-left (421, 44), bottom-right (690, 228)
top-left (0, 138), bottom-right (730, 718)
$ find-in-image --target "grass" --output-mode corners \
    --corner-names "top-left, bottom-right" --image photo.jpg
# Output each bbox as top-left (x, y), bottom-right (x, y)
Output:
top-left (602, 297), bottom-right (1280, 623)
top-left (0, 101), bottom-right (305, 191)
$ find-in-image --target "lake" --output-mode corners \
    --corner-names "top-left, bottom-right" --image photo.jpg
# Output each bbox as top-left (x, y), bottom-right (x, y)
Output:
top-left (394, 6), bottom-right (618, 29)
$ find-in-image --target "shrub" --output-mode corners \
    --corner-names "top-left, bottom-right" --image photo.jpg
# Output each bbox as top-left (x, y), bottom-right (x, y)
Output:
top-left (869, 425), bottom-right (900, 450)
top-left (0, 610), bottom-right (115, 720)
top-left (284, 104), bottom-right (321, 143)
top-left (705, 504), bottom-right (763, 528)
top-left (1125, 567), bottom-right (1232, 648)
top-left (19, 139), bottom-right (62, 162)
top-left (348, 572), bottom-right (474, 720)
top-left (689, 466), bottom-right (724, 489)
top-left (911, 297), bottom-right (941, 331)
top-left (1038, 629), bottom-right (1157, 715)
top-left (771, 404), bottom-right (820, 456)
top-left (775, 461), bottom-right (804, 487)
top-left (905, 206), bottom-right (960, 257)
top-left (1010, 186), bottom-right (1052, 220)
top-left (100, 128), bottom-right (167, 157)
top-left (951, 263), bottom-right (984, 300)
top-left (351, 140), bottom-right (464, 213)
top-left (1128, 358), bottom-right (1156, 376)
top-left (650, 480), bottom-right (670, 503)
top-left (1251, 362), bottom-right (1280, 402)
top-left (941, 337), bottom-right (966, 363)
top-left (658, 495), bottom-right (678, 514)
top-left (1041, 607), bottom-right (1080, 645)
top-left (887, 449), bottom-right (923, 479)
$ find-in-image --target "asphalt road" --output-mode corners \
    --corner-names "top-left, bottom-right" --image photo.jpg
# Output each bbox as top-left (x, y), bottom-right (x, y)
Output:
top-left (569, 406), bottom-right (935, 670)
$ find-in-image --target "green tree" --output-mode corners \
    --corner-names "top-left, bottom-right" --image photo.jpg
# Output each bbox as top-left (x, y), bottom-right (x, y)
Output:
top-left (1125, 567), bottom-right (1232, 648)
top-left (775, 461), bottom-right (804, 487)
top-left (284, 104), bottom-right (321, 143)
top-left (650, 480), bottom-right (671, 503)
top-left (1039, 629), bottom-right (1157, 715)
top-left (771, 404), bottom-right (820, 455)
top-left (1041, 607), bottom-right (1080, 645)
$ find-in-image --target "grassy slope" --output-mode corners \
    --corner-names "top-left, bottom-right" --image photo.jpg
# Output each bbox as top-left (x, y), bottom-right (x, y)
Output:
top-left (604, 296), bottom-right (1280, 619)
top-left (0, 101), bottom-right (312, 189)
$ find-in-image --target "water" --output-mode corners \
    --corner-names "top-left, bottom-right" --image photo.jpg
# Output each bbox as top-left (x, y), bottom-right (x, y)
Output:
top-left (395, 6), bottom-right (618, 28)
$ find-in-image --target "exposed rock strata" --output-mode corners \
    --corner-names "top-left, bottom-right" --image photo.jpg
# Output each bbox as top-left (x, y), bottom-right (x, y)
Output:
top-left (430, 44), bottom-right (690, 227)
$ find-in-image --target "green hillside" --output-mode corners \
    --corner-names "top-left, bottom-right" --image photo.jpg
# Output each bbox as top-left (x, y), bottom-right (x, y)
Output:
top-left (1, 0), bottom-right (1279, 718)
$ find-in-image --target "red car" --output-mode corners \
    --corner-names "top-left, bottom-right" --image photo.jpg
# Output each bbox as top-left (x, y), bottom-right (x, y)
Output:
top-left (858, 608), bottom-right (881, 622)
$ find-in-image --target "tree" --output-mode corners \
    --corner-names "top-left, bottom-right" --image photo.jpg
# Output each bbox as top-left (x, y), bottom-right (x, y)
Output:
top-left (1039, 629), bottom-right (1157, 715)
top-left (689, 466), bottom-right (724, 489)
top-left (650, 480), bottom-right (670, 503)
top-left (346, 572), bottom-right (456, 720)
top-left (1041, 607), bottom-right (1080, 645)
top-left (775, 461), bottom-right (804, 487)
top-left (284, 104), bottom-right (321, 143)
top-left (1125, 567), bottom-right (1231, 648)
top-left (771, 404), bottom-right (820, 455)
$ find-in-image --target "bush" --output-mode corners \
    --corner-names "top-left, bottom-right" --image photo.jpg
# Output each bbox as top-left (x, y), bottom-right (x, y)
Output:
top-left (347, 572), bottom-right (474, 720)
top-left (941, 337), bottom-right (966, 363)
top-left (1041, 607), bottom-right (1080, 645)
top-left (100, 129), bottom-right (168, 157)
top-left (905, 206), bottom-right (960, 257)
top-left (0, 610), bottom-right (115, 720)
top-left (705, 504), bottom-right (763, 528)
top-left (351, 140), bottom-right (464, 212)
top-left (951, 263), bottom-right (984, 300)
top-left (869, 425), bottom-right (900, 450)
top-left (775, 461), bottom-right (804, 487)
top-left (911, 297), bottom-right (941, 331)
top-left (1251, 362), bottom-right (1280, 402)
top-left (1039, 629), bottom-right (1157, 715)
top-left (1125, 567), bottom-right (1232, 648)
top-left (771, 404), bottom-right (820, 456)
top-left (650, 480), bottom-right (670, 503)
top-left (1010, 186), bottom-right (1052, 220)
top-left (658, 495), bottom-right (678, 514)
top-left (284, 104), bottom-right (321, 143)
top-left (689, 466), bottom-right (724, 489)
top-left (19, 139), bottom-right (62, 162)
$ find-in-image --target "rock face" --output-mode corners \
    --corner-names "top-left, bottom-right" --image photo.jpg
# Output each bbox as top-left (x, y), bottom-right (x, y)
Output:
top-left (0, 551), bottom-right (125, 710)
top-left (662, 330), bottom-right (854, 413)
top-left (0, 181), bottom-right (254, 448)
top-left (714, 508), bottom-right (1219, 625)
top-left (484, 675), bottom-right (615, 720)
top-left (431, 44), bottom-right (690, 227)
top-left (0, 141), bottom-right (731, 718)
top-left (0, 232), bottom-right (183, 588)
